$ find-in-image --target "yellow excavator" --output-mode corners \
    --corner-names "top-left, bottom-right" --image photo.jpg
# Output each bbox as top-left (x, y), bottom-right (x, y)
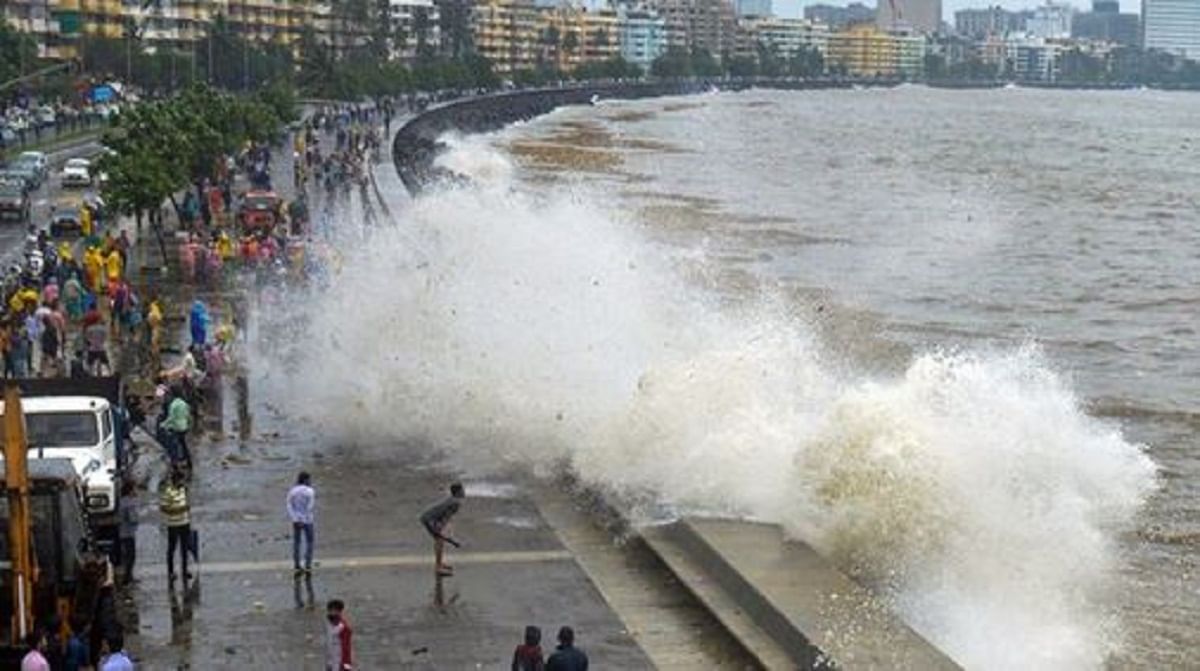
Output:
top-left (0, 383), bottom-right (113, 663)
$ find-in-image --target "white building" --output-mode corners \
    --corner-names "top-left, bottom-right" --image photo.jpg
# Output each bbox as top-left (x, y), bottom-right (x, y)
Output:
top-left (1026, 2), bottom-right (1073, 39)
top-left (617, 4), bottom-right (667, 70)
top-left (742, 17), bottom-right (829, 56)
top-left (736, 0), bottom-right (772, 18)
top-left (389, 0), bottom-right (442, 62)
top-left (1005, 35), bottom-right (1062, 80)
top-left (1143, 0), bottom-right (1200, 60)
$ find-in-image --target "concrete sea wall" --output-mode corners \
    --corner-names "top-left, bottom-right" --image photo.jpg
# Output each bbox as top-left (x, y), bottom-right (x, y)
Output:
top-left (391, 81), bottom-right (715, 194)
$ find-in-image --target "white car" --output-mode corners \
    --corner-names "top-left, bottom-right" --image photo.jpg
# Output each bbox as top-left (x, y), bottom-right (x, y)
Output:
top-left (61, 157), bottom-right (93, 187)
top-left (1, 396), bottom-right (120, 516)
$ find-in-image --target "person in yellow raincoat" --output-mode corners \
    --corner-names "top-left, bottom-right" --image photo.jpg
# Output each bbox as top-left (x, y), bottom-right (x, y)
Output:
top-left (147, 298), bottom-right (163, 368)
top-left (216, 230), bottom-right (234, 262)
top-left (105, 247), bottom-right (123, 286)
top-left (57, 241), bottom-right (73, 265)
top-left (83, 247), bottom-right (103, 294)
top-left (80, 203), bottom-right (93, 238)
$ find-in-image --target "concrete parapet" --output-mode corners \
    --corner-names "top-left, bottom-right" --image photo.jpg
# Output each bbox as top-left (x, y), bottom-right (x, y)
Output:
top-left (644, 518), bottom-right (962, 670)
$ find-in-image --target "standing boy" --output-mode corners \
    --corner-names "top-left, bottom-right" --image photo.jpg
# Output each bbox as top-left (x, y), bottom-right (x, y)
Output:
top-left (325, 599), bottom-right (353, 671)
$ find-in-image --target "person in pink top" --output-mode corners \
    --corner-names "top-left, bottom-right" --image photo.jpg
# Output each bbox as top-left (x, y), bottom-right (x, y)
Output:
top-left (20, 629), bottom-right (51, 671)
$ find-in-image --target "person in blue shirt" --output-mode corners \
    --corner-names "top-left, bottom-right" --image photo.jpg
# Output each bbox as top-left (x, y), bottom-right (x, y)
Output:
top-left (63, 616), bottom-right (90, 671)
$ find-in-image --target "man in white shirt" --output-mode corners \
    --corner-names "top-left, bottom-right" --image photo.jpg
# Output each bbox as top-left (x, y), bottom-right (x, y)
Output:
top-left (286, 471), bottom-right (316, 574)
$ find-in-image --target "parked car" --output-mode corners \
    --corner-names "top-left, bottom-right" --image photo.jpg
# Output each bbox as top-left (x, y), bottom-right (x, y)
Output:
top-left (0, 180), bottom-right (31, 223)
top-left (61, 157), bottom-right (93, 188)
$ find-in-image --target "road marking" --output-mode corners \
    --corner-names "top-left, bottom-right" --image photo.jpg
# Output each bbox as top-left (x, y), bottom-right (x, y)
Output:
top-left (142, 549), bottom-right (574, 576)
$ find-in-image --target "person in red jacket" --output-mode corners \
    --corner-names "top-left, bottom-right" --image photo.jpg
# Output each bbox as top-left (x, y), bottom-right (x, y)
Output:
top-left (325, 599), bottom-right (353, 671)
top-left (512, 625), bottom-right (545, 671)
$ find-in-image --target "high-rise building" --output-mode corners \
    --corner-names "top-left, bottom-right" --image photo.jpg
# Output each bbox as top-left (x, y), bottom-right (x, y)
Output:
top-left (649, 0), bottom-right (737, 57)
top-left (2, 0), bottom-right (326, 61)
top-left (473, 0), bottom-right (540, 72)
top-left (616, 4), bottom-right (667, 69)
top-left (736, 16), bottom-right (828, 56)
top-left (1072, 0), bottom-right (1139, 46)
top-left (735, 0), bottom-right (772, 18)
top-left (1026, 1), bottom-right (1073, 39)
top-left (1142, 0), bottom-right (1200, 58)
top-left (954, 6), bottom-right (1028, 38)
top-left (876, 0), bottom-right (942, 35)
top-left (827, 23), bottom-right (924, 76)
top-left (803, 2), bottom-right (874, 30)
top-left (389, 0), bottom-right (442, 62)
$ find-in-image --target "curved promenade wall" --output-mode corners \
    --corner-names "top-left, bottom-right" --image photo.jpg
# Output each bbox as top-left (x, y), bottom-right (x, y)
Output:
top-left (390, 81), bottom-right (717, 194)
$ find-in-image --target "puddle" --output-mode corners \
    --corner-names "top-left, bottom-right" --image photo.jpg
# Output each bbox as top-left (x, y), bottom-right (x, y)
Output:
top-left (491, 516), bottom-right (540, 530)
top-left (465, 481), bottom-right (520, 499)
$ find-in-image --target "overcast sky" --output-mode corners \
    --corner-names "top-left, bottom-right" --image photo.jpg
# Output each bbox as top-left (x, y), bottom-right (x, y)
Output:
top-left (772, 0), bottom-right (1141, 20)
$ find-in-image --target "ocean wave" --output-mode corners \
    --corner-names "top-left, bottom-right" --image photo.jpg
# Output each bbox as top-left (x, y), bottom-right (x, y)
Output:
top-left (255, 138), bottom-right (1158, 670)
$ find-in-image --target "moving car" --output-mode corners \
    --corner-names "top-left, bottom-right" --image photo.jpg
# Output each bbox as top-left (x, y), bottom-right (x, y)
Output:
top-left (60, 157), bottom-right (93, 188)
top-left (49, 208), bottom-right (82, 237)
top-left (15, 151), bottom-right (48, 183)
top-left (0, 164), bottom-right (40, 192)
top-left (0, 181), bottom-right (30, 223)
top-left (238, 189), bottom-right (283, 232)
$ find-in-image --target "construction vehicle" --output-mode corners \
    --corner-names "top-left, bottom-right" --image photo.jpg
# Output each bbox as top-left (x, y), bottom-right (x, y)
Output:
top-left (0, 383), bottom-right (115, 664)
top-left (10, 376), bottom-right (133, 558)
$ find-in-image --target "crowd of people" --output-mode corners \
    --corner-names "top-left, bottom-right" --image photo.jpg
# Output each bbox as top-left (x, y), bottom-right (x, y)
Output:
top-left (0, 206), bottom-right (154, 381)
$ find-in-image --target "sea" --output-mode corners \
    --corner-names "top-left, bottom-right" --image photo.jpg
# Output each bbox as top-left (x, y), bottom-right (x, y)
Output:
top-left (277, 86), bottom-right (1198, 670)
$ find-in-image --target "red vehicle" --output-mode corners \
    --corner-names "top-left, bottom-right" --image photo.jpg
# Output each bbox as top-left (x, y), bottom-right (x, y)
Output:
top-left (238, 190), bottom-right (283, 232)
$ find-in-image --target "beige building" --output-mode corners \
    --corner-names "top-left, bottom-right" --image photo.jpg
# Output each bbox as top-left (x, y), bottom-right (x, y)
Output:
top-left (736, 16), bottom-right (829, 59)
top-left (473, 0), bottom-right (540, 73)
top-left (3, 0), bottom-right (327, 60)
top-left (827, 23), bottom-right (925, 77)
top-left (649, 0), bottom-right (737, 57)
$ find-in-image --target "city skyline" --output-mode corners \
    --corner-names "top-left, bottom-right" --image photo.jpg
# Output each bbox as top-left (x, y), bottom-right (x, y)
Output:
top-left (772, 0), bottom-right (1139, 21)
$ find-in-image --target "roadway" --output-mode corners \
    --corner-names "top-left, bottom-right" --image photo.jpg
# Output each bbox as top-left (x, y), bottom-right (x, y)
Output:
top-left (1, 137), bottom-right (104, 266)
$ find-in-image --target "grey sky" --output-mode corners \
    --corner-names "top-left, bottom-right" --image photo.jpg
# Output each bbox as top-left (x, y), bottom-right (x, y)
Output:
top-left (772, 0), bottom-right (1141, 21)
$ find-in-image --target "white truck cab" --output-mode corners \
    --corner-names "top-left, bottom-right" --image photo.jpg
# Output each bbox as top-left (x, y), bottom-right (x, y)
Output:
top-left (0, 395), bottom-right (119, 515)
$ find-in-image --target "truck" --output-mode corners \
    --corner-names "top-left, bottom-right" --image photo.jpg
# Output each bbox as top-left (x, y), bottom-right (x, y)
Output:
top-left (0, 384), bottom-right (116, 664)
top-left (2, 377), bottom-right (132, 555)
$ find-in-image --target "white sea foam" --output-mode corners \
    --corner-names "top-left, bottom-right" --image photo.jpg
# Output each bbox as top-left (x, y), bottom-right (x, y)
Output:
top-left (257, 137), bottom-right (1157, 670)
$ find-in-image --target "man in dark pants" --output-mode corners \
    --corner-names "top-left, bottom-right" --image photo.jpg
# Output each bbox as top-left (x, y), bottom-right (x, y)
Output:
top-left (546, 626), bottom-right (588, 671)
top-left (158, 465), bottom-right (192, 585)
top-left (420, 482), bottom-right (465, 577)
top-left (117, 480), bottom-right (138, 583)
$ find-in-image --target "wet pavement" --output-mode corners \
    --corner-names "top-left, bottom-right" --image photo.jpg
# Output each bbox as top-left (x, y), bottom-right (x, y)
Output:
top-left (125, 398), bottom-right (653, 669)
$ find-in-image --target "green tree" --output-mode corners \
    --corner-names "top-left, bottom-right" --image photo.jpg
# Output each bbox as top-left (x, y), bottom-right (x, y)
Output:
top-left (563, 30), bottom-right (580, 55)
top-left (0, 21), bottom-right (39, 86)
top-left (651, 47), bottom-right (693, 78)
top-left (690, 47), bottom-right (721, 77)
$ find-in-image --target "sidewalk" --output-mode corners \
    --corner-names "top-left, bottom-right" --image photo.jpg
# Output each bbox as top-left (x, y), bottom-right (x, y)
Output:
top-left (126, 404), bottom-right (651, 668)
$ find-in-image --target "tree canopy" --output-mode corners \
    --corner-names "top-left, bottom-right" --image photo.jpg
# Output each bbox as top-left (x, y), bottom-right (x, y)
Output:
top-left (97, 83), bottom-right (291, 220)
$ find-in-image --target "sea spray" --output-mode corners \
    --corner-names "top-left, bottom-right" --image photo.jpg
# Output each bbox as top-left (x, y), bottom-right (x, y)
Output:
top-left (254, 137), bottom-right (1157, 670)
